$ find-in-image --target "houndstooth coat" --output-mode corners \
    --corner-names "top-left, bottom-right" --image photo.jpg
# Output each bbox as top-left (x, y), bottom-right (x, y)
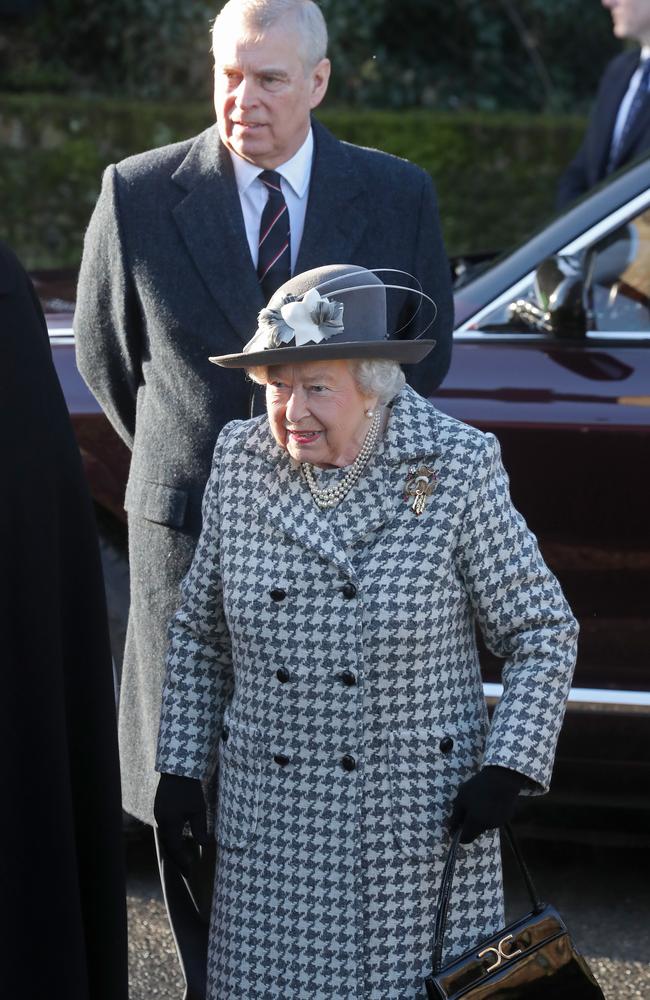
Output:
top-left (156, 385), bottom-right (578, 1000)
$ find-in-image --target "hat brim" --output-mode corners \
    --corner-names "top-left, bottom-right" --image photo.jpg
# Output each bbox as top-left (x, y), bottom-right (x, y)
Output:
top-left (209, 339), bottom-right (436, 369)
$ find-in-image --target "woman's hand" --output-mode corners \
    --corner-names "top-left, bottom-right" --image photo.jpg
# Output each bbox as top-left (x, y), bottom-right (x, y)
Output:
top-left (450, 766), bottom-right (526, 844)
top-left (153, 772), bottom-right (209, 875)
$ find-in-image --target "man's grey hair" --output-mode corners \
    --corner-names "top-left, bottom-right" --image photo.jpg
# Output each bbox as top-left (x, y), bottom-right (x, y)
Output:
top-left (212, 0), bottom-right (328, 70)
top-left (247, 358), bottom-right (405, 406)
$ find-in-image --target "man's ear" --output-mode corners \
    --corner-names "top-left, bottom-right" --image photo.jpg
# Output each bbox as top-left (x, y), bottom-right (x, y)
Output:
top-left (309, 58), bottom-right (331, 110)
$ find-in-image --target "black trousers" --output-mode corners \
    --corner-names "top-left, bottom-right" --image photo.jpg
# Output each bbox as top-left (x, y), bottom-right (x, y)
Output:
top-left (154, 829), bottom-right (217, 1000)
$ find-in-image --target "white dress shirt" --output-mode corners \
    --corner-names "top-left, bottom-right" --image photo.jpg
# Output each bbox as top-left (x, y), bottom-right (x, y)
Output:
top-left (229, 129), bottom-right (314, 275)
top-left (611, 45), bottom-right (650, 154)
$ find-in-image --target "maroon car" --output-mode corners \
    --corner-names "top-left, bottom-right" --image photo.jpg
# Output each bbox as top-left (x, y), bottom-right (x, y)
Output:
top-left (43, 156), bottom-right (650, 839)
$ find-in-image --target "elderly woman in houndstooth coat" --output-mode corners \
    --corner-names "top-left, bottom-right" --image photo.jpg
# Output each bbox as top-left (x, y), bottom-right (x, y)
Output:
top-left (154, 264), bottom-right (578, 1000)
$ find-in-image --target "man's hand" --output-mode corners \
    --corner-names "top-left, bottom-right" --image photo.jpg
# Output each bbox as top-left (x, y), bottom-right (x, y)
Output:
top-left (450, 766), bottom-right (526, 844)
top-left (153, 773), bottom-right (209, 875)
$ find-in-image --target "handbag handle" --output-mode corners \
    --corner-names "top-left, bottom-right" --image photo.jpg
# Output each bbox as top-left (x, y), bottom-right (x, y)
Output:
top-left (431, 824), bottom-right (545, 975)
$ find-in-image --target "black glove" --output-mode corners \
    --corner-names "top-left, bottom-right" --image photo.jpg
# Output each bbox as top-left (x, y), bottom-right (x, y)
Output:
top-left (153, 772), bottom-right (209, 875)
top-left (450, 766), bottom-right (526, 844)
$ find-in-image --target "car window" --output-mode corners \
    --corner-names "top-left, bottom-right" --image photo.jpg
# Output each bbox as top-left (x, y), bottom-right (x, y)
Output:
top-left (463, 205), bottom-right (650, 339)
top-left (463, 277), bottom-right (548, 335)
top-left (586, 208), bottom-right (650, 333)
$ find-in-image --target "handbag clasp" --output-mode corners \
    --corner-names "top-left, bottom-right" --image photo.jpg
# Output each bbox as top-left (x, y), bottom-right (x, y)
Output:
top-left (478, 934), bottom-right (522, 973)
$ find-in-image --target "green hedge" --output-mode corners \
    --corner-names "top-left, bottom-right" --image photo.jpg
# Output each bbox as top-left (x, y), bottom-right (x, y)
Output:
top-left (0, 0), bottom-right (618, 111)
top-left (0, 95), bottom-right (586, 270)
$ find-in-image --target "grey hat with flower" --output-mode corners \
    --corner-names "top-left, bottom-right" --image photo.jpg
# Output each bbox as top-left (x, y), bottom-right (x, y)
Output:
top-left (209, 263), bottom-right (436, 368)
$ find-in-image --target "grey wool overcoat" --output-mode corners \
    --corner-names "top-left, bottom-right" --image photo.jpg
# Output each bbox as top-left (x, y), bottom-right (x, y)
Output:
top-left (156, 386), bottom-right (579, 1000)
top-left (74, 120), bottom-right (454, 823)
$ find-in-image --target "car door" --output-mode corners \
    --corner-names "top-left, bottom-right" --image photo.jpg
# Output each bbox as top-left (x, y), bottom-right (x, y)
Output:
top-left (433, 192), bottom-right (650, 815)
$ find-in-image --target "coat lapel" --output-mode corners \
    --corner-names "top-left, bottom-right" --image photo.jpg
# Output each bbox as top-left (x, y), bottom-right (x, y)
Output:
top-left (244, 419), bottom-right (355, 577)
top-left (171, 122), bottom-right (368, 342)
top-left (295, 121), bottom-right (369, 273)
top-left (617, 89), bottom-right (650, 166)
top-left (243, 389), bottom-right (441, 567)
top-left (598, 52), bottom-right (640, 176)
top-left (171, 127), bottom-right (265, 344)
top-left (343, 388), bottom-right (442, 544)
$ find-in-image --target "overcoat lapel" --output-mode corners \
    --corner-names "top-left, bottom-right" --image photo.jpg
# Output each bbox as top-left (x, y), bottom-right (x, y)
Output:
top-left (341, 389), bottom-right (442, 545)
top-left (597, 52), bottom-right (640, 176)
top-left (171, 127), bottom-right (265, 343)
top-left (244, 389), bottom-right (442, 566)
top-left (296, 121), bottom-right (369, 273)
top-left (171, 122), bottom-right (368, 341)
top-left (245, 420), bottom-right (355, 577)
top-left (617, 92), bottom-right (650, 166)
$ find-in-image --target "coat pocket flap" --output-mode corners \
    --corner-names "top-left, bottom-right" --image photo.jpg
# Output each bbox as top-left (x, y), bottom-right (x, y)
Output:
top-left (387, 725), bottom-right (484, 860)
top-left (388, 725), bottom-right (465, 761)
top-left (124, 477), bottom-right (188, 528)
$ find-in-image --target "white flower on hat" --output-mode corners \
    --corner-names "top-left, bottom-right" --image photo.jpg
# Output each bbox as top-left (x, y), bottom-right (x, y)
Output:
top-left (280, 288), bottom-right (344, 347)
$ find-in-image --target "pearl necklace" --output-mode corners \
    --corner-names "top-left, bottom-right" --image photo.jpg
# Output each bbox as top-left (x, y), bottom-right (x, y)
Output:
top-left (301, 409), bottom-right (382, 510)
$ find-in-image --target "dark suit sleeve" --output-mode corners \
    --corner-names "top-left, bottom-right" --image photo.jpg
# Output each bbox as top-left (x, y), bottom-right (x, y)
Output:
top-left (74, 164), bottom-right (143, 449)
top-left (401, 172), bottom-right (454, 394)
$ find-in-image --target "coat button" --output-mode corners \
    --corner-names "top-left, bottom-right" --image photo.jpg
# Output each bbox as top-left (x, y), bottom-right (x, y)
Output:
top-left (270, 588), bottom-right (286, 602)
top-left (341, 754), bottom-right (356, 772)
top-left (276, 667), bottom-right (290, 683)
top-left (341, 582), bottom-right (357, 599)
top-left (439, 736), bottom-right (454, 753)
top-left (221, 725), bottom-right (230, 743)
top-left (341, 670), bottom-right (356, 687)
top-left (274, 753), bottom-right (290, 767)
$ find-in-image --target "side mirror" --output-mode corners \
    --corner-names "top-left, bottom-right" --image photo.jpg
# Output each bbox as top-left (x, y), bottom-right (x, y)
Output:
top-left (534, 254), bottom-right (587, 338)
top-left (507, 253), bottom-right (587, 337)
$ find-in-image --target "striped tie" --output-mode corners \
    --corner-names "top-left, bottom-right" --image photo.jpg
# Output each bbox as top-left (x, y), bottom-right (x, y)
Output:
top-left (608, 58), bottom-right (650, 172)
top-left (257, 169), bottom-right (291, 302)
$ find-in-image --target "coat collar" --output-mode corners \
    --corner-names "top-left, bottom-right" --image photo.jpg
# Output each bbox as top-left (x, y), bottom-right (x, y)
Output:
top-left (380, 384), bottom-right (442, 465)
top-left (171, 126), bottom-right (264, 343)
top-left (295, 120), bottom-right (368, 273)
top-left (242, 387), bottom-right (442, 569)
top-left (597, 51), bottom-right (642, 175)
top-left (170, 120), bottom-right (369, 344)
top-left (616, 62), bottom-right (650, 166)
top-left (356, 386), bottom-right (442, 543)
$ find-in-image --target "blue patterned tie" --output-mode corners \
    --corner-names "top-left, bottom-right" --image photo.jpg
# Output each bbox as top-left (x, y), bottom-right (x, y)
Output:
top-left (608, 58), bottom-right (650, 172)
top-left (257, 170), bottom-right (291, 302)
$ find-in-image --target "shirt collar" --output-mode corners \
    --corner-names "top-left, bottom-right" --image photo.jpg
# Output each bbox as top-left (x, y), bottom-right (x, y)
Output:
top-left (229, 128), bottom-right (314, 198)
top-left (641, 45), bottom-right (650, 63)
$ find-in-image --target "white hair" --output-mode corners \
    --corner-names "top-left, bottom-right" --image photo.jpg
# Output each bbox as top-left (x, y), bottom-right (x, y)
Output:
top-left (212, 0), bottom-right (328, 70)
top-left (351, 359), bottom-right (405, 405)
top-left (247, 357), bottom-right (405, 405)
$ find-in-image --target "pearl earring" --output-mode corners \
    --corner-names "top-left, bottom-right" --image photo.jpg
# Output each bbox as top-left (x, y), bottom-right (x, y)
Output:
top-left (365, 408), bottom-right (374, 418)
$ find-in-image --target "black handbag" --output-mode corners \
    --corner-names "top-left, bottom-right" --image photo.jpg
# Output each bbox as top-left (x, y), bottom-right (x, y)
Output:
top-left (424, 826), bottom-right (606, 999)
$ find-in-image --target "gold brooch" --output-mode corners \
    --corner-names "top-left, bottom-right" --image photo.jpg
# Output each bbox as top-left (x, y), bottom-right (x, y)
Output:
top-left (403, 464), bottom-right (437, 516)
